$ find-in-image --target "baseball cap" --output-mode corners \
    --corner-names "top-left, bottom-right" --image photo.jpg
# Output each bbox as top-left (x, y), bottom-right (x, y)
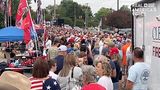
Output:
top-left (58, 45), bottom-right (67, 51)
top-left (109, 47), bottom-right (119, 56)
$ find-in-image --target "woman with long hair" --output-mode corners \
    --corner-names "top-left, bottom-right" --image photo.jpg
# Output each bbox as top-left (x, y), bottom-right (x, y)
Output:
top-left (58, 54), bottom-right (83, 90)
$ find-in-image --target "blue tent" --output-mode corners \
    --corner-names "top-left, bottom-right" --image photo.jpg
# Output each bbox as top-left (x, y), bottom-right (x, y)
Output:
top-left (0, 26), bottom-right (34, 42)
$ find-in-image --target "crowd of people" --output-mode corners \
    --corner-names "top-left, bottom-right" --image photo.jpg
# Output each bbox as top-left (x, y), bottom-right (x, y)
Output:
top-left (0, 26), bottom-right (150, 90)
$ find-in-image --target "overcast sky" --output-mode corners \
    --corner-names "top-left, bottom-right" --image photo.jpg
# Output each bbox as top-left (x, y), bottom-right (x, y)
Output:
top-left (30, 0), bottom-right (141, 14)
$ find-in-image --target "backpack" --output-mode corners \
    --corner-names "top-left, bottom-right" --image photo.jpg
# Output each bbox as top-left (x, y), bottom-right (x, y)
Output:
top-left (57, 67), bottom-right (82, 90)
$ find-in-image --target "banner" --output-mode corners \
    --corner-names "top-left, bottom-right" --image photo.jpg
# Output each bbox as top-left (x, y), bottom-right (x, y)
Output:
top-left (16, 0), bottom-right (27, 26)
top-left (21, 11), bottom-right (31, 44)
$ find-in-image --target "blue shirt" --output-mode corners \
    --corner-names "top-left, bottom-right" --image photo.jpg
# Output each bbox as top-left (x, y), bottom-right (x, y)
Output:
top-left (54, 55), bottom-right (64, 74)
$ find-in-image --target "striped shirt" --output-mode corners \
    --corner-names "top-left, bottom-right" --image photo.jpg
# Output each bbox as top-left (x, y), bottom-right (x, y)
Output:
top-left (29, 77), bottom-right (44, 90)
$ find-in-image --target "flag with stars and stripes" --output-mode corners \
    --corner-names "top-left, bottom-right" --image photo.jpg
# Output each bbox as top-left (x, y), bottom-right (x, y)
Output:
top-left (43, 77), bottom-right (61, 90)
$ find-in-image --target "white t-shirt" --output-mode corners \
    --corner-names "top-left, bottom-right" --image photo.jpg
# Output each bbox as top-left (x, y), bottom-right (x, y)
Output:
top-left (49, 71), bottom-right (58, 80)
top-left (99, 40), bottom-right (104, 55)
top-left (46, 40), bottom-right (52, 49)
top-left (97, 76), bottom-right (113, 90)
top-left (127, 62), bottom-right (150, 90)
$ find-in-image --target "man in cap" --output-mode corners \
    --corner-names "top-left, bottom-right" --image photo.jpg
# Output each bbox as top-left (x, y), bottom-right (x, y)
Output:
top-left (54, 45), bottom-right (67, 74)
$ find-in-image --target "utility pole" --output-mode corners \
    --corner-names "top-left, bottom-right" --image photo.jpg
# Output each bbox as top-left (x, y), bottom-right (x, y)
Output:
top-left (3, 0), bottom-right (7, 27)
top-left (117, 0), bottom-right (119, 10)
top-left (84, 3), bottom-right (88, 30)
top-left (74, 3), bottom-right (76, 27)
top-left (53, 0), bottom-right (56, 19)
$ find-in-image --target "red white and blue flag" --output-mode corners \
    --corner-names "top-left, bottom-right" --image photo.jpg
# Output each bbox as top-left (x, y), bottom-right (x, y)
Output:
top-left (16, 0), bottom-right (37, 44)
top-left (16, 0), bottom-right (27, 26)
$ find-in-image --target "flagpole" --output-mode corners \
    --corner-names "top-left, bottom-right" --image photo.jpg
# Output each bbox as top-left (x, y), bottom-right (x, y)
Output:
top-left (6, 0), bottom-right (9, 26)
top-left (10, 16), bottom-right (11, 26)
top-left (4, 0), bottom-right (7, 27)
top-left (4, 7), bottom-right (7, 27)
top-left (27, 2), bottom-right (39, 57)
top-left (9, 0), bottom-right (12, 26)
top-left (7, 14), bottom-right (9, 26)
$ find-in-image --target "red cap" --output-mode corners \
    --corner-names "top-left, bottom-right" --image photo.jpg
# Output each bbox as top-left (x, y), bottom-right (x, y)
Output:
top-left (68, 38), bottom-right (75, 43)
top-left (109, 47), bottom-right (119, 56)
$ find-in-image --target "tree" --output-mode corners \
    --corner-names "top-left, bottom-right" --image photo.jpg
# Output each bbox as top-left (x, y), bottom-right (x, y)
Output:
top-left (95, 7), bottom-right (112, 21)
top-left (62, 17), bottom-right (73, 25)
top-left (120, 5), bottom-right (130, 12)
top-left (30, 9), bottom-right (36, 22)
top-left (76, 19), bottom-right (84, 28)
top-left (106, 10), bottom-right (131, 28)
top-left (56, 0), bottom-right (93, 27)
top-left (46, 5), bottom-right (54, 18)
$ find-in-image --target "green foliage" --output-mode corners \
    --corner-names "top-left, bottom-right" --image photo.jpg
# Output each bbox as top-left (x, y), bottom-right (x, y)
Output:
top-left (76, 19), bottom-right (84, 28)
top-left (30, 8), bottom-right (36, 22)
top-left (54, 0), bottom-right (94, 27)
top-left (95, 7), bottom-right (112, 21)
top-left (62, 17), bottom-right (73, 26)
top-left (46, 5), bottom-right (54, 16)
top-left (87, 17), bottom-right (98, 27)
top-left (120, 5), bottom-right (130, 12)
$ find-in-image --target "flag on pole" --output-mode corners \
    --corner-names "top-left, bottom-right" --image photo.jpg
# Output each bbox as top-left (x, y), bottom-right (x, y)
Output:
top-left (16, 0), bottom-right (37, 44)
top-left (16, 0), bottom-right (27, 26)
top-left (21, 11), bottom-right (31, 44)
top-left (21, 10), bottom-right (37, 44)
top-left (8, 0), bottom-right (12, 16)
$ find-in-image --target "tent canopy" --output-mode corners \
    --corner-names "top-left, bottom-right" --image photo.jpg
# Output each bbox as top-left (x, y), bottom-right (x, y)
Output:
top-left (0, 26), bottom-right (34, 42)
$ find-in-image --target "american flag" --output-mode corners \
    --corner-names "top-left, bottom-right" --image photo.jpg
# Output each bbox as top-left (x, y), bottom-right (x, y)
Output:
top-left (30, 77), bottom-right (43, 90)
top-left (30, 77), bottom-right (61, 90)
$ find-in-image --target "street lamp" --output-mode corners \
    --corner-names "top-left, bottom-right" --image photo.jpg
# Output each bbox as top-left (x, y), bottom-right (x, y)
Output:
top-left (73, 3), bottom-right (76, 27)
top-left (84, 3), bottom-right (88, 30)
top-left (2, 0), bottom-right (7, 27)
top-left (53, 0), bottom-right (56, 19)
top-left (117, 0), bottom-right (119, 10)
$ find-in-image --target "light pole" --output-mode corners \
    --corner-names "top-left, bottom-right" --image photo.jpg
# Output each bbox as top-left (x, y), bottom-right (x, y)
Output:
top-left (84, 3), bottom-right (88, 30)
top-left (2, 0), bottom-right (7, 27)
top-left (117, 0), bottom-right (119, 10)
top-left (53, 0), bottom-right (56, 19)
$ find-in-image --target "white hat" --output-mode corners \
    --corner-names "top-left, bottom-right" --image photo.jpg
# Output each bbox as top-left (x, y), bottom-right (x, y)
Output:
top-left (0, 71), bottom-right (31, 90)
top-left (58, 45), bottom-right (67, 51)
